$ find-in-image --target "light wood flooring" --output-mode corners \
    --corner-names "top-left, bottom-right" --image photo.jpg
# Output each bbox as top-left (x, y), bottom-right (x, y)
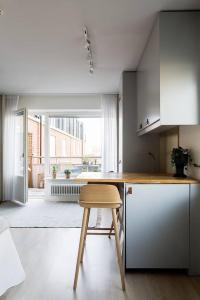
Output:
top-left (2, 228), bottom-right (200, 300)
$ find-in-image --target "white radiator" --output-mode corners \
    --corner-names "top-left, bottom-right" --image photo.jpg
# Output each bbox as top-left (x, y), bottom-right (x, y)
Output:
top-left (45, 179), bottom-right (87, 202)
top-left (51, 184), bottom-right (82, 196)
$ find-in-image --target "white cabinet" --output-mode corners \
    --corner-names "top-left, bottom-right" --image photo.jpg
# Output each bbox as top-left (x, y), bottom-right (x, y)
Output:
top-left (125, 184), bottom-right (189, 269)
top-left (137, 12), bottom-right (200, 135)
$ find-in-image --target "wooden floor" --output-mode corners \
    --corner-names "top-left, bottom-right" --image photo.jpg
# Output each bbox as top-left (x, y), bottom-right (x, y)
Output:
top-left (2, 228), bottom-right (200, 300)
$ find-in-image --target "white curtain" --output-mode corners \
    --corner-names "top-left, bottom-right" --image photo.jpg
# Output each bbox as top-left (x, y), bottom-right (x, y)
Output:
top-left (101, 95), bottom-right (118, 172)
top-left (2, 96), bottom-right (19, 201)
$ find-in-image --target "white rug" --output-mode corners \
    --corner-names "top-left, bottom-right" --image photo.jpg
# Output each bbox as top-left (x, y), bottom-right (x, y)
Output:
top-left (0, 200), bottom-right (97, 228)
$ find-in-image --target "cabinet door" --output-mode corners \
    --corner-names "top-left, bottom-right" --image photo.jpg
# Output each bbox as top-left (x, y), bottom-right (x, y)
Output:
top-left (126, 184), bottom-right (189, 269)
top-left (137, 68), bottom-right (147, 130)
top-left (118, 95), bottom-right (123, 172)
top-left (160, 12), bottom-right (200, 125)
top-left (137, 20), bottom-right (160, 130)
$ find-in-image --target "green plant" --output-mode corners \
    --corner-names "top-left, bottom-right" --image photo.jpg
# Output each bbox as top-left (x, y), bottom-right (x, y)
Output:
top-left (82, 156), bottom-right (89, 165)
top-left (171, 147), bottom-right (192, 167)
top-left (52, 165), bottom-right (57, 173)
top-left (64, 169), bottom-right (71, 175)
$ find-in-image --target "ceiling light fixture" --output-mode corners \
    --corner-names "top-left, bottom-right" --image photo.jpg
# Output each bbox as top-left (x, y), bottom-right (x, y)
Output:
top-left (0, 9), bottom-right (4, 15)
top-left (83, 26), bottom-right (94, 74)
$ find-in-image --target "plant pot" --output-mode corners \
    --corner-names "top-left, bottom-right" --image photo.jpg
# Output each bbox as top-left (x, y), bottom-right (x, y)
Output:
top-left (174, 164), bottom-right (186, 178)
top-left (52, 172), bottom-right (57, 179)
top-left (65, 173), bottom-right (70, 179)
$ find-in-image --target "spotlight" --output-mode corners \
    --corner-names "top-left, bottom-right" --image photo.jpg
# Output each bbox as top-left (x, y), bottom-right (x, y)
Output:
top-left (83, 25), bottom-right (94, 74)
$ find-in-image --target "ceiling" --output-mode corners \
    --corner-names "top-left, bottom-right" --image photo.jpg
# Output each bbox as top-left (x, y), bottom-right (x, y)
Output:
top-left (0, 0), bottom-right (200, 94)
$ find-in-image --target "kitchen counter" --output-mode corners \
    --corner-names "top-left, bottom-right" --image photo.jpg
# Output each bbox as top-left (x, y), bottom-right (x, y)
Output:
top-left (75, 171), bottom-right (200, 274)
top-left (75, 172), bottom-right (199, 184)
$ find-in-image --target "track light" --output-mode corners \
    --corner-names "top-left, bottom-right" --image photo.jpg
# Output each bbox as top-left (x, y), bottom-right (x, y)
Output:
top-left (83, 25), bottom-right (94, 74)
top-left (87, 53), bottom-right (92, 61)
top-left (83, 26), bottom-right (88, 38)
top-left (85, 39), bottom-right (91, 48)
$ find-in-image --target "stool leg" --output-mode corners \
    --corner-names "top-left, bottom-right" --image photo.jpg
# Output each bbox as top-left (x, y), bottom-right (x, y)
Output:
top-left (108, 209), bottom-right (120, 239)
top-left (112, 208), bottom-right (125, 290)
top-left (73, 208), bottom-right (89, 289)
top-left (108, 220), bottom-right (114, 239)
top-left (80, 208), bottom-right (90, 263)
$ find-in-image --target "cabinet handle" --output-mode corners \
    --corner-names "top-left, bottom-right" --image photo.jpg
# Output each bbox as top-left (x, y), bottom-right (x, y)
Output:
top-left (146, 118), bottom-right (149, 125)
top-left (127, 187), bottom-right (133, 194)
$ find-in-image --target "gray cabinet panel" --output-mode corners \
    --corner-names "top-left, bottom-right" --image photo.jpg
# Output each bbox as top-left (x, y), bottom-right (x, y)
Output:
top-left (160, 12), bottom-right (200, 125)
top-left (126, 184), bottom-right (189, 269)
top-left (137, 19), bottom-right (160, 130)
top-left (137, 11), bottom-right (200, 135)
top-left (119, 72), bottom-right (160, 173)
top-left (189, 184), bottom-right (200, 275)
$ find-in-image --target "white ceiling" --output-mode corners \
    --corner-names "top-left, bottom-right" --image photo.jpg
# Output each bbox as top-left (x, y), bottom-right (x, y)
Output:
top-left (0, 0), bottom-right (200, 94)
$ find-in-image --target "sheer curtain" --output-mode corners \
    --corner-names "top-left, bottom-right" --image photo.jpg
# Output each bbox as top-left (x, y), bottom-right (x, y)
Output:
top-left (2, 96), bottom-right (19, 201)
top-left (101, 94), bottom-right (118, 172)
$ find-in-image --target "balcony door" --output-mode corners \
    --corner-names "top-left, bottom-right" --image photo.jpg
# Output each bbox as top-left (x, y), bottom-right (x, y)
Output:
top-left (14, 109), bottom-right (28, 203)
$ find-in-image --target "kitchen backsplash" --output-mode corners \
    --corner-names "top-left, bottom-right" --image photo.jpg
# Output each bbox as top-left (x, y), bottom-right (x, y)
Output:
top-left (160, 127), bottom-right (179, 175)
top-left (160, 126), bottom-right (200, 179)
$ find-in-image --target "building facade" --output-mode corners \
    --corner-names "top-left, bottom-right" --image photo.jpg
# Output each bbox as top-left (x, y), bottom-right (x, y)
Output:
top-left (28, 115), bottom-right (85, 188)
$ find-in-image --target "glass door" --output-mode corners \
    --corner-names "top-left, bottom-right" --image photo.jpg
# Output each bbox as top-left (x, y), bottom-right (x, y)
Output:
top-left (14, 109), bottom-right (28, 203)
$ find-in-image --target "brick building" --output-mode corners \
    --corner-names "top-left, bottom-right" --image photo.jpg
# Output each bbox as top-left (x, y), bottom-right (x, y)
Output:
top-left (28, 115), bottom-right (85, 188)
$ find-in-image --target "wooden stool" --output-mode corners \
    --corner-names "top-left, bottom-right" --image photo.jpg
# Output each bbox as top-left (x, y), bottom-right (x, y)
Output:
top-left (73, 184), bottom-right (125, 290)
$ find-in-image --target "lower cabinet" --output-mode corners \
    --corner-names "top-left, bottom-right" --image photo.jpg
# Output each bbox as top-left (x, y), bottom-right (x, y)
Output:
top-left (125, 184), bottom-right (189, 269)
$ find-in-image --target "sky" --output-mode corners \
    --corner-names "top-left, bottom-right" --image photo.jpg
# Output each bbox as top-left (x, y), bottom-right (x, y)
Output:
top-left (80, 118), bottom-right (102, 156)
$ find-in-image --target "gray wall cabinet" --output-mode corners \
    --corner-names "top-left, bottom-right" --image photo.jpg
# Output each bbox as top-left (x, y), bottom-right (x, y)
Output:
top-left (118, 72), bottom-right (160, 173)
top-left (0, 96), bottom-right (2, 200)
top-left (137, 12), bottom-right (200, 135)
top-left (125, 184), bottom-right (189, 269)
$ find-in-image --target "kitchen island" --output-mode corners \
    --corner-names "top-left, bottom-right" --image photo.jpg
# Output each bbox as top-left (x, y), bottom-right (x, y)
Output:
top-left (75, 172), bottom-right (200, 275)
top-left (75, 172), bottom-right (199, 184)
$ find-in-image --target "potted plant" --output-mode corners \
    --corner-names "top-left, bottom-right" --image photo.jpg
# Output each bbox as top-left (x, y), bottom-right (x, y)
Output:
top-left (171, 147), bottom-right (192, 178)
top-left (52, 165), bottom-right (57, 179)
top-left (64, 169), bottom-right (71, 179)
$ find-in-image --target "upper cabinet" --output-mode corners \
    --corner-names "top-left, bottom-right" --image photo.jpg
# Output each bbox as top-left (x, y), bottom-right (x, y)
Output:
top-left (137, 12), bottom-right (200, 135)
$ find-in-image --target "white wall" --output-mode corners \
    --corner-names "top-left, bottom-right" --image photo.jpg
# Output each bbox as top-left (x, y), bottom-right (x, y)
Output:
top-left (18, 94), bottom-right (102, 111)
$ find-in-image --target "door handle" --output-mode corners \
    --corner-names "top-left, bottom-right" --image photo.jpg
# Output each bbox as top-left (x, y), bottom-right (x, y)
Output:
top-left (127, 187), bottom-right (132, 195)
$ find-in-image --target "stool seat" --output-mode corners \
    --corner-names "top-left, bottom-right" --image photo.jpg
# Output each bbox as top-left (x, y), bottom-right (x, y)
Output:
top-left (79, 184), bottom-right (122, 208)
top-left (73, 184), bottom-right (125, 290)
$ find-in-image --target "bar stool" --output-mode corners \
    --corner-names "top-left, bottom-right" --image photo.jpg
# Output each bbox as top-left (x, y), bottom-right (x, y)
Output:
top-left (73, 184), bottom-right (125, 290)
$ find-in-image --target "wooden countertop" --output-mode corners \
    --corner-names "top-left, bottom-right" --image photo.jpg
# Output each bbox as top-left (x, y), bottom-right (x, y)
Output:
top-left (75, 172), bottom-right (200, 184)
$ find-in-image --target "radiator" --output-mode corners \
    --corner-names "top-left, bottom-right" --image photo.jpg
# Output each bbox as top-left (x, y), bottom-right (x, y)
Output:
top-left (45, 181), bottom-right (87, 202)
top-left (51, 184), bottom-right (82, 196)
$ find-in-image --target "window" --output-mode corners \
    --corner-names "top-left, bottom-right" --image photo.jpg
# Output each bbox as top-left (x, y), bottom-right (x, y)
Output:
top-left (48, 116), bottom-right (102, 175)
top-left (50, 135), bottom-right (56, 157)
top-left (61, 139), bottom-right (66, 156)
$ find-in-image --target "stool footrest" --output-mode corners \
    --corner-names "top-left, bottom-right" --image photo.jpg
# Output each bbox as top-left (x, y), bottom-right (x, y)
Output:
top-left (87, 227), bottom-right (115, 236)
top-left (87, 227), bottom-right (113, 231)
top-left (87, 232), bottom-right (115, 236)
